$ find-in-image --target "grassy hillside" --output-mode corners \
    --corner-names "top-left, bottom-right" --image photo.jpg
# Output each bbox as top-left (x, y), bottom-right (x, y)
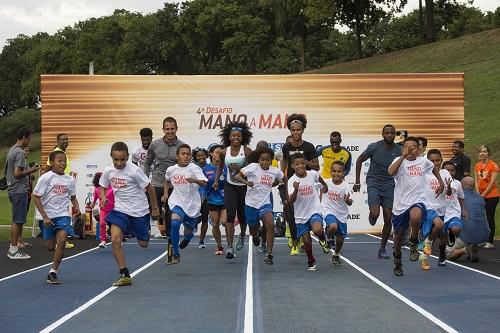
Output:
top-left (308, 28), bottom-right (500, 238)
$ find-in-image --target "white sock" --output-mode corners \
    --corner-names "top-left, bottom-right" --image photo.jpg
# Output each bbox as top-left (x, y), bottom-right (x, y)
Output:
top-left (9, 245), bottom-right (18, 252)
top-left (50, 268), bottom-right (57, 274)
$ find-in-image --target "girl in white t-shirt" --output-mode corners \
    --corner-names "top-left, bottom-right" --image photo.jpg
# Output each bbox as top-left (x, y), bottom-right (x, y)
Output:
top-left (33, 150), bottom-right (80, 284)
top-left (322, 161), bottom-right (352, 266)
top-left (287, 153), bottom-right (330, 271)
top-left (234, 147), bottom-right (283, 265)
top-left (161, 144), bottom-right (208, 264)
top-left (388, 137), bottom-right (444, 277)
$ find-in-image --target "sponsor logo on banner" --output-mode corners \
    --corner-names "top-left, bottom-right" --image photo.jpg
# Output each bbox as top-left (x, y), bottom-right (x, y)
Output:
top-left (86, 164), bottom-right (98, 169)
top-left (199, 112), bottom-right (288, 130)
top-left (347, 214), bottom-right (360, 220)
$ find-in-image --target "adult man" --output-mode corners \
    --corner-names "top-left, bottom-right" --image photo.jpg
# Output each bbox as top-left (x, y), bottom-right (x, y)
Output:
top-left (144, 117), bottom-right (184, 237)
top-left (447, 176), bottom-right (490, 262)
top-left (450, 140), bottom-right (471, 181)
top-left (6, 127), bottom-right (39, 259)
top-left (317, 131), bottom-right (352, 178)
top-left (353, 124), bottom-right (401, 259)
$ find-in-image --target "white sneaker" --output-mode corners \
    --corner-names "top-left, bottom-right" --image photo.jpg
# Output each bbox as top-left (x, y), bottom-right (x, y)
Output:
top-left (98, 241), bottom-right (107, 248)
top-left (7, 250), bottom-right (31, 259)
top-left (484, 242), bottom-right (495, 249)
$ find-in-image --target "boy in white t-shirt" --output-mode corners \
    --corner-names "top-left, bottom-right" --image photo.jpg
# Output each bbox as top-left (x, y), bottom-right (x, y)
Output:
top-left (100, 142), bottom-right (159, 287)
top-left (388, 137), bottom-right (444, 276)
top-left (322, 161), bottom-right (352, 266)
top-left (442, 161), bottom-right (465, 260)
top-left (419, 149), bottom-right (452, 270)
top-left (234, 147), bottom-right (284, 265)
top-left (131, 127), bottom-right (153, 170)
top-left (287, 153), bottom-right (330, 271)
top-left (161, 144), bottom-right (208, 264)
top-left (33, 151), bottom-right (80, 284)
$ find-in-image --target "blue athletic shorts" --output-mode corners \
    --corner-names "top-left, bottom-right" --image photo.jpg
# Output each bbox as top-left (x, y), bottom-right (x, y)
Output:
top-left (106, 210), bottom-right (151, 241)
top-left (296, 214), bottom-right (323, 238)
top-left (367, 182), bottom-right (394, 209)
top-left (8, 192), bottom-right (28, 224)
top-left (391, 203), bottom-right (426, 233)
top-left (171, 206), bottom-right (198, 231)
top-left (245, 203), bottom-right (273, 227)
top-left (43, 216), bottom-right (74, 240)
top-left (421, 209), bottom-right (442, 239)
top-left (445, 217), bottom-right (464, 232)
top-left (324, 214), bottom-right (347, 238)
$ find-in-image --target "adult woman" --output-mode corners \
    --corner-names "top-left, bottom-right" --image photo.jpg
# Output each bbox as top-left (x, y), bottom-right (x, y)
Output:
top-left (474, 145), bottom-right (499, 249)
top-left (217, 121), bottom-right (253, 259)
top-left (280, 114), bottom-right (319, 255)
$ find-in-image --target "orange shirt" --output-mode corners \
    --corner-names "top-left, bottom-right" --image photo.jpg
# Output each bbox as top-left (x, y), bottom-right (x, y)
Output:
top-left (475, 160), bottom-right (499, 198)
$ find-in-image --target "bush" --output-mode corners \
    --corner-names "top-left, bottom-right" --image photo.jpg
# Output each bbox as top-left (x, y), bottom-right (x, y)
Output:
top-left (0, 108), bottom-right (40, 146)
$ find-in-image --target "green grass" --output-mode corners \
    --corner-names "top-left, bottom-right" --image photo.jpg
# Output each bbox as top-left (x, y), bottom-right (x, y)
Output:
top-left (308, 28), bottom-right (500, 238)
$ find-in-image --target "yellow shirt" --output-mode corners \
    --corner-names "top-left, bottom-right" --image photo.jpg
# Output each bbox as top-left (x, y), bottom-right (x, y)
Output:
top-left (317, 146), bottom-right (352, 179)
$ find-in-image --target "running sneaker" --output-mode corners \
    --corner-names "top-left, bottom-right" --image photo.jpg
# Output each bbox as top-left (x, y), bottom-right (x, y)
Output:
top-left (7, 250), bottom-right (31, 260)
top-left (46, 272), bottom-right (61, 284)
top-left (377, 248), bottom-right (390, 259)
top-left (226, 247), bottom-right (236, 259)
top-left (287, 237), bottom-right (293, 248)
top-left (290, 245), bottom-right (299, 256)
top-left (331, 254), bottom-right (341, 266)
top-left (215, 246), bottom-right (224, 255)
top-left (469, 244), bottom-right (479, 262)
top-left (393, 256), bottom-right (403, 276)
top-left (307, 261), bottom-right (317, 271)
top-left (179, 239), bottom-right (190, 249)
top-left (166, 254), bottom-right (181, 265)
top-left (484, 242), bottom-right (495, 249)
top-left (252, 236), bottom-right (261, 247)
top-left (420, 254), bottom-right (430, 270)
top-left (98, 241), bottom-right (107, 249)
top-left (65, 242), bottom-right (74, 249)
top-left (113, 275), bottom-right (132, 286)
top-left (319, 239), bottom-right (330, 254)
top-left (235, 235), bottom-right (245, 251)
top-left (438, 246), bottom-right (447, 266)
top-left (408, 238), bottom-right (419, 261)
top-left (448, 231), bottom-right (456, 247)
top-left (198, 241), bottom-right (206, 249)
top-left (258, 244), bottom-right (267, 253)
top-left (264, 254), bottom-right (273, 265)
top-left (423, 239), bottom-right (432, 256)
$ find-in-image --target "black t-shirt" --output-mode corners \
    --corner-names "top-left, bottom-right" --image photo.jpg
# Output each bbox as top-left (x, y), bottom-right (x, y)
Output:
top-left (450, 153), bottom-right (471, 181)
top-left (282, 141), bottom-right (317, 179)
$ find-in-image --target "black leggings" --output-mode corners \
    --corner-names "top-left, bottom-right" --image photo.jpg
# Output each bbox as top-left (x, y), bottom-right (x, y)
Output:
top-left (485, 196), bottom-right (499, 243)
top-left (224, 182), bottom-right (246, 228)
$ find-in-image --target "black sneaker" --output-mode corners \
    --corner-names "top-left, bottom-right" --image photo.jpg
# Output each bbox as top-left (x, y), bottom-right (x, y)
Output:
top-left (448, 230), bottom-right (456, 247)
top-left (264, 254), bottom-right (273, 265)
top-left (47, 272), bottom-right (61, 284)
top-left (408, 238), bottom-right (419, 261)
top-left (307, 260), bottom-right (317, 271)
top-left (180, 239), bottom-right (190, 249)
top-left (393, 256), bottom-right (403, 276)
top-left (331, 254), bottom-right (341, 266)
top-left (438, 246), bottom-right (447, 266)
top-left (226, 247), bottom-right (236, 259)
top-left (166, 254), bottom-right (180, 265)
top-left (252, 236), bottom-right (261, 247)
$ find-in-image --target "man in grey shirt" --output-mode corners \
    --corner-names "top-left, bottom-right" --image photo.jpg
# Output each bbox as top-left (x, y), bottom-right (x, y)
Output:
top-left (6, 127), bottom-right (39, 259)
top-left (144, 117), bottom-right (184, 237)
top-left (353, 124), bottom-right (402, 259)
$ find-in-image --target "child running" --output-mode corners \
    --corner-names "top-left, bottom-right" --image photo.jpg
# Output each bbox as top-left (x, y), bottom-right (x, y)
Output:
top-left (287, 153), bottom-right (330, 271)
top-left (91, 172), bottom-right (114, 248)
top-left (33, 151), bottom-right (80, 284)
top-left (99, 142), bottom-right (159, 286)
top-left (193, 147), bottom-right (209, 248)
top-left (203, 144), bottom-right (227, 255)
top-left (234, 147), bottom-right (284, 265)
top-left (162, 144), bottom-right (208, 264)
top-left (322, 161), bottom-right (352, 266)
top-left (388, 137), bottom-right (444, 276)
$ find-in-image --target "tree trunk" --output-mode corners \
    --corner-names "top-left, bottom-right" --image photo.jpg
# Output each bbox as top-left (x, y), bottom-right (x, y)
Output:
top-left (418, 0), bottom-right (424, 41)
top-left (425, 0), bottom-right (435, 43)
top-left (352, 2), bottom-right (363, 58)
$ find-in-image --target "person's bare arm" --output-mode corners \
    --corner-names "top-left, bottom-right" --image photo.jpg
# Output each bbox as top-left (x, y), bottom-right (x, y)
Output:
top-left (353, 154), bottom-right (368, 192)
top-left (481, 171), bottom-right (498, 198)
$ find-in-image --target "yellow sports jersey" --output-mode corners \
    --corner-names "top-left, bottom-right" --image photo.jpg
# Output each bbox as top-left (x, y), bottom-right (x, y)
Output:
top-left (272, 159), bottom-right (279, 168)
top-left (317, 146), bottom-right (352, 179)
top-left (46, 147), bottom-right (71, 175)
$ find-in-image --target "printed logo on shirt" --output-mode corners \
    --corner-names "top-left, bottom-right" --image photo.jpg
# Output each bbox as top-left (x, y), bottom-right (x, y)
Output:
top-left (445, 193), bottom-right (456, 201)
top-left (298, 185), bottom-right (313, 196)
top-left (289, 150), bottom-right (304, 157)
top-left (111, 178), bottom-right (127, 189)
top-left (52, 184), bottom-right (69, 195)
top-left (429, 178), bottom-right (440, 191)
top-left (260, 174), bottom-right (273, 186)
top-left (327, 191), bottom-right (342, 202)
top-left (172, 174), bottom-right (189, 185)
top-left (407, 165), bottom-right (422, 176)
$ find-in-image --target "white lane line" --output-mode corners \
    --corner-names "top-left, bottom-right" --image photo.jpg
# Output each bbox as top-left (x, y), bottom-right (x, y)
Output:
top-left (244, 236), bottom-right (254, 333)
top-left (366, 233), bottom-right (500, 281)
top-left (39, 251), bottom-right (166, 333)
top-left (311, 235), bottom-right (458, 333)
top-left (0, 245), bottom-right (104, 283)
